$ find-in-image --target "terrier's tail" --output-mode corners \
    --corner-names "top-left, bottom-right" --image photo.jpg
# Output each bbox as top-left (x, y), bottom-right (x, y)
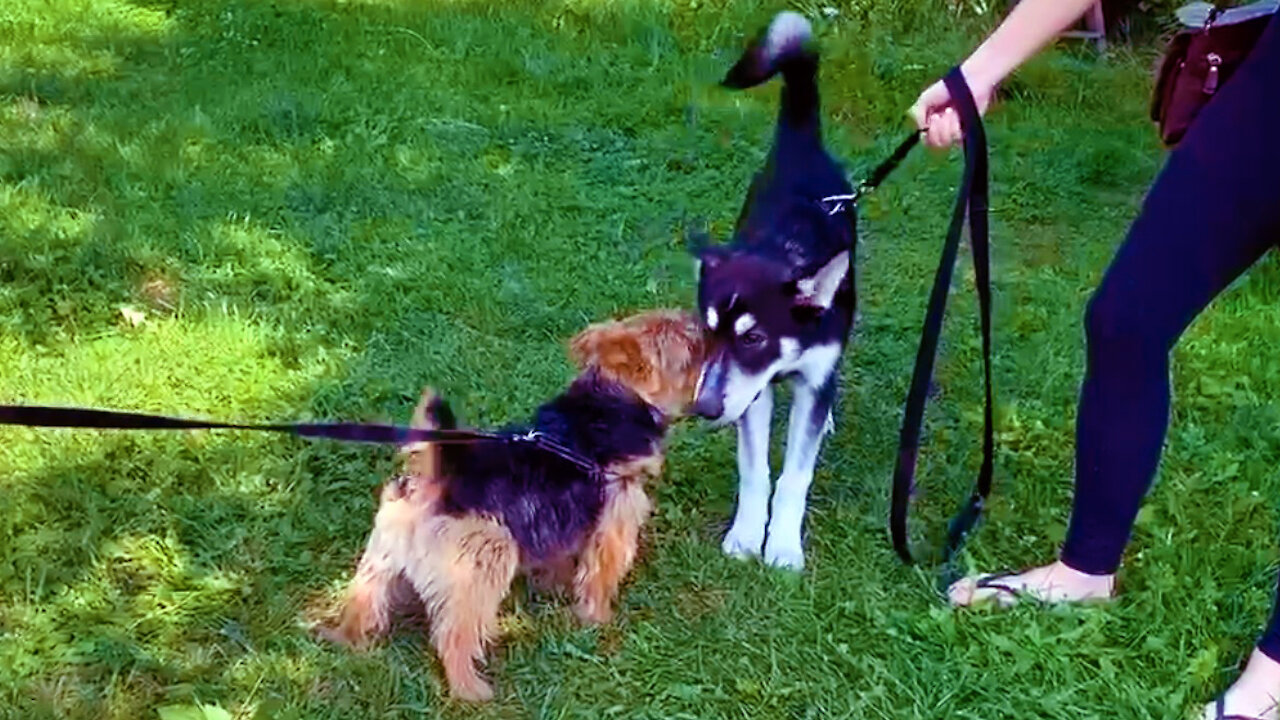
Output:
top-left (402, 387), bottom-right (457, 478)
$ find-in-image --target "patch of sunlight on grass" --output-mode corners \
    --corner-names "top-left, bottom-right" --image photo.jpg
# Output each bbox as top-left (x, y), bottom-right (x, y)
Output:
top-left (0, 101), bottom-right (81, 173)
top-left (0, 44), bottom-right (122, 84)
top-left (192, 216), bottom-right (333, 305)
top-left (102, 533), bottom-right (242, 630)
top-left (0, 181), bottom-right (97, 246)
top-left (4, 531), bottom-right (241, 649)
top-left (0, 314), bottom-right (329, 435)
top-left (238, 144), bottom-right (304, 187)
top-left (0, 526), bottom-right (253, 711)
top-left (0, 0), bottom-right (174, 82)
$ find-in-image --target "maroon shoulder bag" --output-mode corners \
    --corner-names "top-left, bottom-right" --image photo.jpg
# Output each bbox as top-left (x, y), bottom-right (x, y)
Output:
top-left (1151, 1), bottom-right (1275, 146)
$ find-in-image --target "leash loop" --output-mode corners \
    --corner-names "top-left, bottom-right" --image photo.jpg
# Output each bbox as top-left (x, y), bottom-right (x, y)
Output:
top-left (888, 65), bottom-right (995, 584)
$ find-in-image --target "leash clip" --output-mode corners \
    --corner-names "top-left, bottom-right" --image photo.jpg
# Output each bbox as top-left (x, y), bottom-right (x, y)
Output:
top-left (823, 131), bottom-right (922, 217)
top-left (820, 184), bottom-right (867, 216)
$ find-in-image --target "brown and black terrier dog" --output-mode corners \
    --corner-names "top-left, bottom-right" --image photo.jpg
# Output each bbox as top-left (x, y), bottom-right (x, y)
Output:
top-left (318, 310), bottom-right (705, 701)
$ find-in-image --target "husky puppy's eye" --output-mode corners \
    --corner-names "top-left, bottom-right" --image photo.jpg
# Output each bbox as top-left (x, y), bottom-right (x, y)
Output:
top-left (740, 330), bottom-right (766, 347)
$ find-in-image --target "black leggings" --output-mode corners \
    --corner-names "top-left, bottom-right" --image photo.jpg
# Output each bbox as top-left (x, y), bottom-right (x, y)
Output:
top-left (1058, 12), bottom-right (1280, 656)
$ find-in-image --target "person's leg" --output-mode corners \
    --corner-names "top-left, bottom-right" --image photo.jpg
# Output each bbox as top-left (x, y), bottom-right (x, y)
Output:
top-left (1208, 574), bottom-right (1280, 718)
top-left (1196, 548), bottom-right (1280, 718)
top-left (951, 11), bottom-right (1280, 609)
top-left (1205, 649), bottom-right (1280, 719)
top-left (1194, 571), bottom-right (1280, 718)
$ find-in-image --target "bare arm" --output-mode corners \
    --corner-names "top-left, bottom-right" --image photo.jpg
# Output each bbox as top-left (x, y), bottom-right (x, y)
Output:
top-left (911, 0), bottom-right (1099, 147)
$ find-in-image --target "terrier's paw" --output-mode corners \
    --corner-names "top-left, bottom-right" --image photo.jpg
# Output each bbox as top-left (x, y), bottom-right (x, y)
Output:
top-left (449, 675), bottom-right (494, 703)
top-left (573, 598), bottom-right (614, 625)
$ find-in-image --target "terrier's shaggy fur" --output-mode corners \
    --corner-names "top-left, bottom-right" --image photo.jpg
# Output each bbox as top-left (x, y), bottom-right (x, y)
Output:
top-left (319, 310), bottom-right (705, 701)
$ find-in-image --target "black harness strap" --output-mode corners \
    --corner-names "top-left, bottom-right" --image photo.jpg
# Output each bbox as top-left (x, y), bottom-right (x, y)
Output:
top-left (889, 66), bottom-right (994, 574)
top-left (0, 404), bottom-right (601, 474)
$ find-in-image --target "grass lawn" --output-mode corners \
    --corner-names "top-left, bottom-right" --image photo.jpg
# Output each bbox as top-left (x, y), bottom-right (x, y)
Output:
top-left (4, 0), bottom-right (1280, 717)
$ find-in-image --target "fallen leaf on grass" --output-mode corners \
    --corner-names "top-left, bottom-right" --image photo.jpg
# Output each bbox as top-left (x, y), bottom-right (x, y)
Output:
top-left (120, 306), bottom-right (146, 327)
top-left (156, 704), bottom-right (232, 720)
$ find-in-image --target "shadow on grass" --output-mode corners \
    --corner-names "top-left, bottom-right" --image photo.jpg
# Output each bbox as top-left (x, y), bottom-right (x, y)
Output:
top-left (0, 419), bottom-right (439, 713)
top-left (0, 1), bottom-right (775, 716)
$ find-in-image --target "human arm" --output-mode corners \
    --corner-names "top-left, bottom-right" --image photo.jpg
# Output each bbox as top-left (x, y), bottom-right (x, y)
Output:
top-left (910, 0), bottom-right (1101, 148)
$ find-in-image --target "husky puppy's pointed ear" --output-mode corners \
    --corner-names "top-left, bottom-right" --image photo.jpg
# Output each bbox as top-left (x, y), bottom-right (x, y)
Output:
top-left (685, 223), bottom-right (715, 276)
top-left (694, 244), bottom-right (730, 278)
top-left (791, 250), bottom-right (849, 310)
top-left (684, 218), bottom-right (712, 255)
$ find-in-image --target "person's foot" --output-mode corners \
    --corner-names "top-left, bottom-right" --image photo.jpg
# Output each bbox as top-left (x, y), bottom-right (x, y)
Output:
top-left (1202, 650), bottom-right (1280, 720)
top-left (947, 560), bottom-right (1115, 607)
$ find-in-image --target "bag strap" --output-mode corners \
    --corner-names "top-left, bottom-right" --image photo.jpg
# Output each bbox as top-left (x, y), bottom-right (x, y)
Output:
top-left (889, 66), bottom-right (994, 577)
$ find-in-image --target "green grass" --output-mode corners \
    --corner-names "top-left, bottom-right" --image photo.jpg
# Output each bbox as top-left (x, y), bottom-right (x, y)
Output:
top-left (3, 0), bottom-right (1280, 718)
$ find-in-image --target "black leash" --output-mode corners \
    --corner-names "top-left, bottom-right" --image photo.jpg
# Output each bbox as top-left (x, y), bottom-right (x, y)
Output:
top-left (820, 131), bottom-right (921, 215)
top-left (0, 404), bottom-right (601, 474)
top-left (864, 131), bottom-right (923, 194)
top-left (889, 66), bottom-right (994, 579)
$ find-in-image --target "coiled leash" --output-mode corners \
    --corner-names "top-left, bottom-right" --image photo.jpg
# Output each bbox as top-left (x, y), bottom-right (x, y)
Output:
top-left (815, 67), bottom-right (994, 581)
top-left (0, 405), bottom-right (602, 475)
top-left (887, 67), bottom-right (994, 585)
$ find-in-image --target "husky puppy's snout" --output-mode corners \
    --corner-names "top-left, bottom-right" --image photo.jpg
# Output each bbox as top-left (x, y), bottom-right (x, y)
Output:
top-left (691, 348), bottom-right (729, 421)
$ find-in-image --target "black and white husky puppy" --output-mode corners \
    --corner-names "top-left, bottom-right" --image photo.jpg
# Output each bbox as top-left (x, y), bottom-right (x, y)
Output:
top-left (692, 11), bottom-right (857, 570)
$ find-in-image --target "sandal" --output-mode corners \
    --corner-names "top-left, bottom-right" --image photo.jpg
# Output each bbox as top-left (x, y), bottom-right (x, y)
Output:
top-left (954, 566), bottom-right (1118, 607)
top-left (1213, 692), bottom-right (1272, 720)
top-left (969, 571), bottom-right (1037, 606)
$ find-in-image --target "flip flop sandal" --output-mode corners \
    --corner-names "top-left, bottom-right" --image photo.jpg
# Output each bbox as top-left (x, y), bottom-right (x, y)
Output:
top-left (971, 572), bottom-right (1035, 606)
top-left (1214, 692), bottom-right (1272, 720)
top-left (967, 569), bottom-right (1119, 606)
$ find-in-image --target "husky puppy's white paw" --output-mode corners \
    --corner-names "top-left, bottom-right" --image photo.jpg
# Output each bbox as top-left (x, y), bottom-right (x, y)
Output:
top-left (722, 519), bottom-right (766, 559)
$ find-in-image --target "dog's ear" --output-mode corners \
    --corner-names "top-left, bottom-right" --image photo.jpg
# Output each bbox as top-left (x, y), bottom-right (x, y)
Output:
top-left (694, 244), bottom-right (730, 278)
top-left (791, 250), bottom-right (849, 310)
top-left (593, 329), bottom-right (653, 390)
top-left (570, 321), bottom-right (650, 379)
top-left (576, 311), bottom-right (705, 414)
top-left (568, 323), bottom-right (605, 370)
top-left (684, 220), bottom-right (712, 255)
top-left (636, 311), bottom-right (708, 414)
top-left (601, 333), bottom-right (649, 381)
top-left (650, 312), bottom-right (704, 380)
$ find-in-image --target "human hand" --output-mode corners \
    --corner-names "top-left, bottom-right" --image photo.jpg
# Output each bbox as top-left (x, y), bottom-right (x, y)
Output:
top-left (906, 0), bottom-right (1101, 147)
top-left (908, 73), bottom-right (995, 149)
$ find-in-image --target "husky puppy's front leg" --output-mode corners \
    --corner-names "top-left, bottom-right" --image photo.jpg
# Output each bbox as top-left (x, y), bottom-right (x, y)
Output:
top-left (764, 375), bottom-right (837, 570)
top-left (722, 384), bottom-right (774, 558)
